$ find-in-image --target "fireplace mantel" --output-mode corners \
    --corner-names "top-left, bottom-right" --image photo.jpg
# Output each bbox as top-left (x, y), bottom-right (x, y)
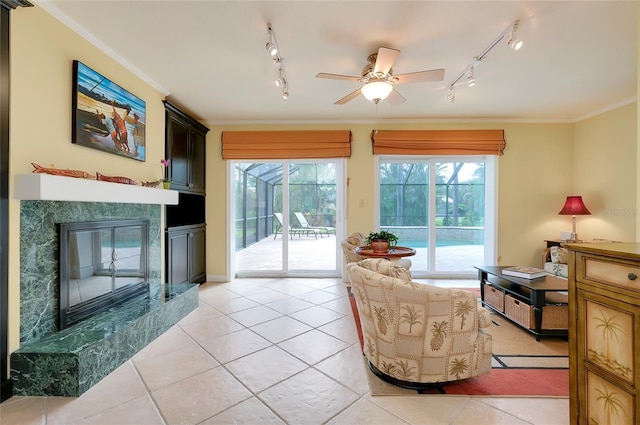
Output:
top-left (14, 173), bottom-right (179, 205)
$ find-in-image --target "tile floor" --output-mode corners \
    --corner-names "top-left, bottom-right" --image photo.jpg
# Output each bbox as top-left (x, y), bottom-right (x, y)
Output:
top-left (0, 277), bottom-right (569, 425)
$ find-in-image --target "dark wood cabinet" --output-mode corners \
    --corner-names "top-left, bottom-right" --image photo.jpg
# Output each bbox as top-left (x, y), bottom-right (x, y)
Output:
top-left (163, 101), bottom-right (209, 284)
top-left (167, 224), bottom-right (206, 284)
top-left (164, 101), bottom-right (208, 195)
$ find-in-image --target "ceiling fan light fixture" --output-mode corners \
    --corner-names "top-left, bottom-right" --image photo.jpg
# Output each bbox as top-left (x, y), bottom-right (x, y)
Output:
top-left (361, 81), bottom-right (393, 104)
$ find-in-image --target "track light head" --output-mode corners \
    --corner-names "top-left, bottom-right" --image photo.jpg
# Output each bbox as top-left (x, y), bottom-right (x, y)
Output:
top-left (447, 87), bottom-right (455, 102)
top-left (282, 91), bottom-right (289, 100)
top-left (266, 42), bottom-right (278, 56)
top-left (507, 20), bottom-right (523, 50)
top-left (266, 23), bottom-right (279, 56)
top-left (467, 67), bottom-right (476, 87)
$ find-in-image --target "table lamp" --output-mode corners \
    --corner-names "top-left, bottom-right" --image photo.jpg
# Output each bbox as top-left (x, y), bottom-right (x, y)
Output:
top-left (558, 195), bottom-right (591, 242)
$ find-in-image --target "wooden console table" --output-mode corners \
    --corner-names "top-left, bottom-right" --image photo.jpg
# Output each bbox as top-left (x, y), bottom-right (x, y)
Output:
top-left (475, 265), bottom-right (568, 341)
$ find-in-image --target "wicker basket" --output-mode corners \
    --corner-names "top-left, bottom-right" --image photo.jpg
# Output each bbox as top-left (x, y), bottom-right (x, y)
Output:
top-left (505, 294), bottom-right (531, 327)
top-left (484, 284), bottom-right (505, 312)
top-left (504, 294), bottom-right (569, 330)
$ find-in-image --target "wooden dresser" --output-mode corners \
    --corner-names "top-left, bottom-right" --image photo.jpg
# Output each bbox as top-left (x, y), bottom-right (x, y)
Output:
top-left (564, 243), bottom-right (640, 425)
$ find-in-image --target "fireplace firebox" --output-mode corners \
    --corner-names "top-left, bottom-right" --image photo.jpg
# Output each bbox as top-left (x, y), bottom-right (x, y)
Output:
top-left (58, 219), bottom-right (150, 329)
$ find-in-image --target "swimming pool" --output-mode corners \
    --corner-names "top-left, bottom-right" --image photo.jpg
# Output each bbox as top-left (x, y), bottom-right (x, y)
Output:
top-left (401, 239), bottom-right (483, 248)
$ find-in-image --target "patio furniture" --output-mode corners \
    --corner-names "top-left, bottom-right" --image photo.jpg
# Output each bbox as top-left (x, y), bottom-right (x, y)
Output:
top-left (294, 212), bottom-right (334, 237)
top-left (273, 213), bottom-right (322, 239)
top-left (347, 258), bottom-right (493, 389)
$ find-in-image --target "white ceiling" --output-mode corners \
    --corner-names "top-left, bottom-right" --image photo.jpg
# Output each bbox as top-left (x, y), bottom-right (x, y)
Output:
top-left (40, 1), bottom-right (637, 124)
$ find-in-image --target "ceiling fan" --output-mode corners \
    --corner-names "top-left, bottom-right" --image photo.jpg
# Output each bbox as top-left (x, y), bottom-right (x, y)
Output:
top-left (316, 47), bottom-right (444, 105)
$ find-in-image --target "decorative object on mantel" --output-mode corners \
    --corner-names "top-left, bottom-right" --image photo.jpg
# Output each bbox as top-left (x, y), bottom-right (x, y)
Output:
top-left (159, 158), bottom-right (171, 189)
top-left (31, 163), bottom-right (91, 179)
top-left (141, 180), bottom-right (161, 188)
top-left (96, 172), bottom-right (137, 185)
top-left (72, 60), bottom-right (146, 162)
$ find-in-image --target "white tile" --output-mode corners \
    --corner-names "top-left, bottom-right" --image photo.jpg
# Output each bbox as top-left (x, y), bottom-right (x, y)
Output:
top-left (259, 368), bottom-right (359, 424)
top-left (296, 289), bottom-right (343, 305)
top-left (326, 397), bottom-right (408, 425)
top-left (180, 315), bottom-right (244, 344)
top-left (200, 328), bottom-right (272, 364)
top-left (73, 395), bottom-right (163, 425)
top-left (317, 315), bottom-right (361, 344)
top-left (278, 329), bottom-right (350, 365)
top-left (151, 367), bottom-right (251, 424)
top-left (177, 302), bottom-right (224, 326)
top-left (201, 397), bottom-right (286, 424)
top-left (265, 297), bottom-right (315, 314)
top-left (228, 305), bottom-right (283, 327)
top-left (315, 344), bottom-right (371, 396)
top-left (288, 305), bottom-right (344, 328)
top-left (133, 344), bottom-right (219, 391)
top-left (225, 346), bottom-right (308, 393)
top-left (201, 295), bottom-right (260, 314)
top-left (249, 316), bottom-right (312, 343)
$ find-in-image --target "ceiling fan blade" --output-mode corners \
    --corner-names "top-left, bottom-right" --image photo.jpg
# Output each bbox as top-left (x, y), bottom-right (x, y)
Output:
top-left (373, 47), bottom-right (400, 76)
top-left (334, 88), bottom-right (362, 105)
top-left (387, 89), bottom-right (406, 106)
top-left (394, 68), bottom-right (445, 84)
top-left (316, 72), bottom-right (361, 82)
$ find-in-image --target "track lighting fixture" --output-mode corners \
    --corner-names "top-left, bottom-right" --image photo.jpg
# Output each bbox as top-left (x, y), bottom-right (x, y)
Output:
top-left (447, 87), bottom-right (455, 102)
top-left (446, 19), bottom-right (523, 102)
top-left (266, 24), bottom-right (278, 56)
top-left (265, 23), bottom-right (289, 99)
top-left (507, 20), bottom-right (523, 51)
top-left (467, 67), bottom-right (476, 87)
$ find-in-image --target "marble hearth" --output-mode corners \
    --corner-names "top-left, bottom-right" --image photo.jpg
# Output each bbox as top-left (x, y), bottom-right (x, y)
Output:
top-left (10, 175), bottom-right (198, 397)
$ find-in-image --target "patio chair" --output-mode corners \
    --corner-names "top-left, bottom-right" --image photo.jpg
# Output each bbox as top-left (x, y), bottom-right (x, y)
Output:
top-left (294, 212), bottom-right (334, 238)
top-left (273, 213), bottom-right (321, 240)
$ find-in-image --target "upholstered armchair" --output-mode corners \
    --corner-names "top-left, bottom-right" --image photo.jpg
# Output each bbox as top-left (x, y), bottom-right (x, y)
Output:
top-left (341, 232), bottom-right (411, 270)
top-left (347, 258), bottom-right (492, 389)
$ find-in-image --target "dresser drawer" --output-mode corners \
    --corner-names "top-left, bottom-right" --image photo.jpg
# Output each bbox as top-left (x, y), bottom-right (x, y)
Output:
top-left (582, 256), bottom-right (640, 293)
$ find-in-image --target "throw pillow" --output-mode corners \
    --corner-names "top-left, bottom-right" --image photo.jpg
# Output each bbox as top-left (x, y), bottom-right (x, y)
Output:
top-left (550, 246), bottom-right (569, 264)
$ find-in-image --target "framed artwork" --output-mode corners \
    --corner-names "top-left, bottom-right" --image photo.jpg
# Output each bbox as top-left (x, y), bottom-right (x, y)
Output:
top-left (72, 60), bottom-right (146, 161)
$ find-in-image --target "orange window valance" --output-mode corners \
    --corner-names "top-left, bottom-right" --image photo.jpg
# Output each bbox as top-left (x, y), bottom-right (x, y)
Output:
top-left (221, 130), bottom-right (352, 160)
top-left (371, 129), bottom-right (506, 156)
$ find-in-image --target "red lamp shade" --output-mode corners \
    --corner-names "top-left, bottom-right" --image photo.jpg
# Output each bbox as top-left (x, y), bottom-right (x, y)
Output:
top-left (558, 196), bottom-right (591, 216)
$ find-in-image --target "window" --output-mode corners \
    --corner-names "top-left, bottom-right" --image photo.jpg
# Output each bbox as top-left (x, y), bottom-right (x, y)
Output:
top-left (376, 156), bottom-right (496, 277)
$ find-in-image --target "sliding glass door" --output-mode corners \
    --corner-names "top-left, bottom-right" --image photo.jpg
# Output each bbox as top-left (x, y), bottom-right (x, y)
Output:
top-left (231, 160), bottom-right (342, 277)
top-left (377, 156), bottom-right (496, 278)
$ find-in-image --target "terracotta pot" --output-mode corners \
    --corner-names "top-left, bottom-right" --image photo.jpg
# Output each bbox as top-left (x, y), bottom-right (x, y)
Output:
top-left (371, 240), bottom-right (390, 253)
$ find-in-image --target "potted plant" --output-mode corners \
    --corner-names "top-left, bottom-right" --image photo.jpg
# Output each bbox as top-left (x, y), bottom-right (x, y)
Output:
top-left (158, 158), bottom-right (171, 189)
top-left (365, 230), bottom-right (399, 253)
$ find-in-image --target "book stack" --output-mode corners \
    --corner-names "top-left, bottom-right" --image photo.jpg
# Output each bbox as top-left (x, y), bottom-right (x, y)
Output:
top-left (502, 266), bottom-right (547, 279)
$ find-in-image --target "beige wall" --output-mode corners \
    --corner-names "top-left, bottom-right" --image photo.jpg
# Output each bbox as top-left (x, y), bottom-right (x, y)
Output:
top-left (7, 6), bottom-right (166, 353)
top-left (574, 103), bottom-right (637, 243)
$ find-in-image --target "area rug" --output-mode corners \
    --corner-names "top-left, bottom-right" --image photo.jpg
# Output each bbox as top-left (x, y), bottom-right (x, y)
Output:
top-left (349, 290), bottom-right (570, 397)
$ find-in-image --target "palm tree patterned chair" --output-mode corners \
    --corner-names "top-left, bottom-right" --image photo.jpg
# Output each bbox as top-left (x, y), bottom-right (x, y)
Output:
top-left (341, 232), bottom-right (411, 270)
top-left (347, 258), bottom-right (492, 389)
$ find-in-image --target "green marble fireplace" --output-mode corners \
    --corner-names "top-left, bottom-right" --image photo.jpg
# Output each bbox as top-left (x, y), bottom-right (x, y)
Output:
top-left (10, 200), bottom-right (198, 397)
